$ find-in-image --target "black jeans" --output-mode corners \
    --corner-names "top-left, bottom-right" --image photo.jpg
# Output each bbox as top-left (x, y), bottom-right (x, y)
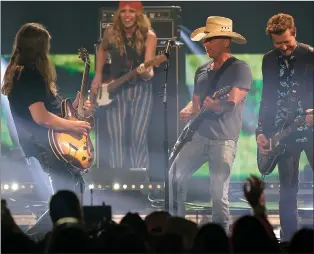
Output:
top-left (278, 141), bottom-right (313, 242)
top-left (37, 149), bottom-right (85, 195)
top-left (26, 146), bottom-right (85, 239)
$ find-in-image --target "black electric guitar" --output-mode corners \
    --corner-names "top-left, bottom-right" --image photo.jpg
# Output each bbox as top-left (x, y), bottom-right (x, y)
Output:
top-left (257, 114), bottom-right (308, 176)
top-left (169, 86), bottom-right (232, 163)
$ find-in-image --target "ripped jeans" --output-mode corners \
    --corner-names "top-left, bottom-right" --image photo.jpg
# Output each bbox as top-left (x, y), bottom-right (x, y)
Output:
top-left (169, 132), bottom-right (237, 233)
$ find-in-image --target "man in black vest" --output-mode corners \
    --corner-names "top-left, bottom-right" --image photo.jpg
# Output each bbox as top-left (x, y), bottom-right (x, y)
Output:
top-left (256, 13), bottom-right (313, 242)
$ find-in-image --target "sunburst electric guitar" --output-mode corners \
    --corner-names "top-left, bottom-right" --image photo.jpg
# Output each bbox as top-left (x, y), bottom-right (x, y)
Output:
top-left (48, 48), bottom-right (95, 172)
top-left (94, 52), bottom-right (168, 107)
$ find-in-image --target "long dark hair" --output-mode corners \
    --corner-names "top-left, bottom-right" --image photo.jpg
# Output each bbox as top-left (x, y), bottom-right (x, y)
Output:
top-left (2, 23), bottom-right (57, 96)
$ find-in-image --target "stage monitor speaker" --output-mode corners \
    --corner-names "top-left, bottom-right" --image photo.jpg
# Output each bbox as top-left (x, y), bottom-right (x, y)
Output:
top-left (99, 6), bottom-right (181, 40)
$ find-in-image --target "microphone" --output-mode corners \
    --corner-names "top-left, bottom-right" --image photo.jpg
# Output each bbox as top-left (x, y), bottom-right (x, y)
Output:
top-left (164, 39), bottom-right (175, 55)
top-left (159, 38), bottom-right (183, 48)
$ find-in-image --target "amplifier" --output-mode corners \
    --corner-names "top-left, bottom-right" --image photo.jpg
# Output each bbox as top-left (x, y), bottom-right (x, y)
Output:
top-left (99, 6), bottom-right (181, 40)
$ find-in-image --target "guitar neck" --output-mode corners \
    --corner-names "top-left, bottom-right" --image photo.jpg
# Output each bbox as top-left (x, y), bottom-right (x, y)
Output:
top-left (188, 86), bottom-right (232, 131)
top-left (197, 86), bottom-right (232, 116)
top-left (275, 117), bottom-right (305, 142)
top-left (107, 58), bottom-right (157, 93)
top-left (78, 62), bottom-right (90, 116)
top-left (108, 69), bottom-right (138, 93)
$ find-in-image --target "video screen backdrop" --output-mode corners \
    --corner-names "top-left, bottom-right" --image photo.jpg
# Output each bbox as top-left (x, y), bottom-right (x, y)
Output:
top-left (1, 54), bottom-right (309, 181)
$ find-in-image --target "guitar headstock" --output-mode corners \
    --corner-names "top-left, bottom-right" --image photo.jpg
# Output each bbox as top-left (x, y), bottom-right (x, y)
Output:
top-left (78, 47), bottom-right (90, 65)
top-left (151, 51), bottom-right (168, 67)
top-left (212, 86), bottom-right (232, 99)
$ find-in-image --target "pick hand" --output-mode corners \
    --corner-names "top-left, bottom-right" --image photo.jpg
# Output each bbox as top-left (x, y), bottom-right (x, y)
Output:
top-left (257, 134), bottom-right (271, 154)
top-left (305, 109), bottom-right (313, 127)
top-left (180, 107), bottom-right (193, 121)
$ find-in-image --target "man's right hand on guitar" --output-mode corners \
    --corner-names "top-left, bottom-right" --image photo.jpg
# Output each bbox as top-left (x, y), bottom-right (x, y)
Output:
top-left (70, 121), bottom-right (91, 136)
top-left (180, 107), bottom-right (193, 121)
top-left (305, 109), bottom-right (313, 127)
top-left (257, 134), bottom-right (271, 154)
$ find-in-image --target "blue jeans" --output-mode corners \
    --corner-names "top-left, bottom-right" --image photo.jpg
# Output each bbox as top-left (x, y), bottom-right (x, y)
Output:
top-left (169, 132), bottom-right (237, 232)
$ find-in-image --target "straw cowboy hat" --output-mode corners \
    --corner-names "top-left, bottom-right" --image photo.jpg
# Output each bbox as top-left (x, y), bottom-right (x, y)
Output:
top-left (190, 16), bottom-right (247, 44)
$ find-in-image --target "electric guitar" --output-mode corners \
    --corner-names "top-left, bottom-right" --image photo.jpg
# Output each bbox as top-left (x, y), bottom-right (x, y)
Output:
top-left (169, 86), bottom-right (232, 163)
top-left (257, 114), bottom-right (307, 176)
top-left (93, 52), bottom-right (167, 107)
top-left (48, 47), bottom-right (95, 172)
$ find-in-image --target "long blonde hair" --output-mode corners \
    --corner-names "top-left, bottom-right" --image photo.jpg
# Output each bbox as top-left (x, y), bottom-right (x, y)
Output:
top-left (109, 10), bottom-right (152, 56)
top-left (1, 23), bottom-right (57, 96)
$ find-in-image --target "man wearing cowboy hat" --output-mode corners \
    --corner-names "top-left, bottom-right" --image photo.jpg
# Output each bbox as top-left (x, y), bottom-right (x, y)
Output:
top-left (169, 16), bottom-right (252, 233)
top-left (256, 13), bottom-right (313, 242)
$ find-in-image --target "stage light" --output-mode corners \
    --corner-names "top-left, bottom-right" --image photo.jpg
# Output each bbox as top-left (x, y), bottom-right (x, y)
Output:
top-left (98, 184), bottom-right (102, 189)
top-left (4, 184), bottom-right (9, 190)
top-left (148, 184), bottom-right (152, 189)
top-left (88, 184), bottom-right (94, 190)
top-left (113, 183), bottom-right (120, 190)
top-left (122, 184), bottom-right (127, 189)
top-left (157, 184), bottom-right (161, 189)
top-left (21, 185), bottom-right (25, 189)
top-left (11, 183), bottom-right (19, 191)
top-left (140, 184), bottom-right (144, 189)
top-left (30, 184), bottom-right (34, 189)
top-left (132, 185), bottom-right (136, 189)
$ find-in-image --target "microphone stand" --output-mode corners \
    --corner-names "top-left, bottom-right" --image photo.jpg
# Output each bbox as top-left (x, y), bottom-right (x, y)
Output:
top-left (162, 39), bottom-right (175, 212)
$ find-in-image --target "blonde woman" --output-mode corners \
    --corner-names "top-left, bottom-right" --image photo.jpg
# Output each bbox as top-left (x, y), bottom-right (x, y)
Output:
top-left (92, 1), bottom-right (157, 169)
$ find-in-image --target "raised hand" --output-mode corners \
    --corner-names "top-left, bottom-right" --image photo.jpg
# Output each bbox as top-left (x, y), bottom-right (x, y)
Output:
top-left (243, 174), bottom-right (265, 208)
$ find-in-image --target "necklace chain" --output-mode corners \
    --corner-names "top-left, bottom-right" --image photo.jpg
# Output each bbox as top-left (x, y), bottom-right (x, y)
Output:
top-left (126, 36), bottom-right (134, 47)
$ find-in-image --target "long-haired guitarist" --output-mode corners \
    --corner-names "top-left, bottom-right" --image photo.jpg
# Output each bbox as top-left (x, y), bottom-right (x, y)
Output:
top-left (1, 23), bottom-right (92, 235)
top-left (91, 1), bottom-right (157, 169)
top-left (169, 16), bottom-right (252, 234)
top-left (256, 13), bottom-right (313, 242)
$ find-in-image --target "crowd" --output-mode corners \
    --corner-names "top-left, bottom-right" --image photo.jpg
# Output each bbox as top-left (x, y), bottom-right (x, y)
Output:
top-left (2, 175), bottom-right (313, 253)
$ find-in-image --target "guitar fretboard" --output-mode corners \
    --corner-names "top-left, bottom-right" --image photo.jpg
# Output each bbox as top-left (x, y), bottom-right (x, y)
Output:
top-left (189, 86), bottom-right (231, 130)
top-left (78, 61), bottom-right (90, 118)
top-left (107, 56), bottom-right (165, 93)
top-left (274, 117), bottom-right (305, 142)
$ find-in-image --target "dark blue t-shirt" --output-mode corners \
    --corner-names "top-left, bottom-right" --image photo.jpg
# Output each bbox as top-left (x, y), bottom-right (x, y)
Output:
top-left (194, 58), bottom-right (252, 141)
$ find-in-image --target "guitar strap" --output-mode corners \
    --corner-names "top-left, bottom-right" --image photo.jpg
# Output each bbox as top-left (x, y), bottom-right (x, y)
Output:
top-left (201, 56), bottom-right (237, 105)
